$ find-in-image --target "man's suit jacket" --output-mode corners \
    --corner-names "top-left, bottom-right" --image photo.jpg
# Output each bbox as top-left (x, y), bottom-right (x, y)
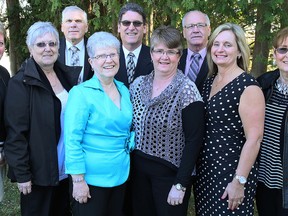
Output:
top-left (115, 44), bottom-right (153, 88)
top-left (58, 37), bottom-right (93, 82)
top-left (178, 49), bottom-right (209, 92)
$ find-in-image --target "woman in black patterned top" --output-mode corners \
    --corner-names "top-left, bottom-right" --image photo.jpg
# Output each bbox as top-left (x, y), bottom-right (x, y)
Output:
top-left (194, 23), bottom-right (265, 215)
top-left (256, 27), bottom-right (288, 216)
top-left (130, 26), bottom-right (205, 216)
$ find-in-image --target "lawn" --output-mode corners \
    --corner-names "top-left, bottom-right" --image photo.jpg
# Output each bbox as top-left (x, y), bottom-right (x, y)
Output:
top-left (0, 178), bottom-right (258, 215)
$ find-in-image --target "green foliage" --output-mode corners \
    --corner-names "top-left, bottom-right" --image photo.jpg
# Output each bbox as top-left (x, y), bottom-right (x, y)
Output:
top-left (0, 0), bottom-right (287, 74)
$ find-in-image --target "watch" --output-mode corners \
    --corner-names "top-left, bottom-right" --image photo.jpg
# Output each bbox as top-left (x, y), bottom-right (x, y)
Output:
top-left (234, 174), bottom-right (247, 185)
top-left (174, 183), bottom-right (186, 192)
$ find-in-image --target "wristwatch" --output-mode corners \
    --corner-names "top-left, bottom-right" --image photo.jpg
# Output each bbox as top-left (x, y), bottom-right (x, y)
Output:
top-left (174, 183), bottom-right (186, 192)
top-left (234, 174), bottom-right (247, 185)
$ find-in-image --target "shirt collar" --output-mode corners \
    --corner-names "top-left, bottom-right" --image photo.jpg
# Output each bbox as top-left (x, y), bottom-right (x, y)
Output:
top-left (122, 44), bottom-right (142, 59)
top-left (187, 47), bottom-right (207, 60)
top-left (66, 39), bottom-right (85, 51)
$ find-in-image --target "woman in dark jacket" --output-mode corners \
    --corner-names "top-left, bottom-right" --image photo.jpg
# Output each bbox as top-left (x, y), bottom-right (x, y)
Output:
top-left (0, 21), bottom-right (10, 202)
top-left (4, 21), bottom-right (80, 216)
top-left (256, 27), bottom-right (288, 216)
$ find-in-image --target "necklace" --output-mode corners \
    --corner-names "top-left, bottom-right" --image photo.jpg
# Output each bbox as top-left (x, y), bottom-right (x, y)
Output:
top-left (276, 78), bottom-right (288, 97)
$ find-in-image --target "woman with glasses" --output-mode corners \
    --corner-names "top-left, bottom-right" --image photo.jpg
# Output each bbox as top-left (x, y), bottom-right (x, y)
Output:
top-left (4, 21), bottom-right (81, 215)
top-left (194, 23), bottom-right (265, 215)
top-left (64, 31), bottom-right (134, 216)
top-left (129, 25), bottom-right (205, 216)
top-left (256, 27), bottom-right (288, 216)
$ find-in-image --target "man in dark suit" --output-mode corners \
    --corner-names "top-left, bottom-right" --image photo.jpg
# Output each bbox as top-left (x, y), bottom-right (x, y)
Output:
top-left (58, 6), bottom-right (93, 83)
top-left (179, 10), bottom-right (211, 91)
top-left (115, 3), bottom-right (153, 87)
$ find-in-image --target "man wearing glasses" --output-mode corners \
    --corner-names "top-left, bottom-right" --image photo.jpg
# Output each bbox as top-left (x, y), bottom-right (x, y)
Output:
top-left (59, 6), bottom-right (93, 83)
top-left (179, 10), bottom-right (211, 91)
top-left (115, 2), bottom-right (153, 87)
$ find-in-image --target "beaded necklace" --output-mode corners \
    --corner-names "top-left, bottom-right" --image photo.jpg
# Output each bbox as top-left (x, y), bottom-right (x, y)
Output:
top-left (275, 78), bottom-right (288, 97)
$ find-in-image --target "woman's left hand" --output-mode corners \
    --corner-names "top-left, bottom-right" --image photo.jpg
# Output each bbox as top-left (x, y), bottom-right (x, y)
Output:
top-left (221, 179), bottom-right (245, 210)
top-left (167, 185), bottom-right (185, 206)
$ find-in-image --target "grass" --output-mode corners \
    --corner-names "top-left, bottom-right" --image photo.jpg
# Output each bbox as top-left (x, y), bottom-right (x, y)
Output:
top-left (0, 177), bottom-right (258, 216)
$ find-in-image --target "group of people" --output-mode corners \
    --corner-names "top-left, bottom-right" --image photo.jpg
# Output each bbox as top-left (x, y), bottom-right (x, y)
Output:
top-left (0, 2), bottom-right (287, 216)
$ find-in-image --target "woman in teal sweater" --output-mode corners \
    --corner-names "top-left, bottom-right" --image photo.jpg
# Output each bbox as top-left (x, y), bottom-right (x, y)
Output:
top-left (64, 32), bottom-right (134, 216)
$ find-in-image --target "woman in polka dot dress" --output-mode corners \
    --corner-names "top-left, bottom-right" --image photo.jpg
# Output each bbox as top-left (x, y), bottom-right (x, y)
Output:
top-left (194, 23), bottom-right (265, 215)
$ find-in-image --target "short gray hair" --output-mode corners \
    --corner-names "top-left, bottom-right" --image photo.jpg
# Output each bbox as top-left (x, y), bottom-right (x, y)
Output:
top-left (26, 21), bottom-right (59, 48)
top-left (182, 10), bottom-right (210, 27)
top-left (62, 6), bottom-right (87, 24)
top-left (87, 32), bottom-right (120, 58)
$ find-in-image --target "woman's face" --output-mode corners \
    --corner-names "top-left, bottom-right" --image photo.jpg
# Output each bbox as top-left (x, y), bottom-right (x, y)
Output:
top-left (151, 43), bottom-right (181, 75)
top-left (211, 30), bottom-right (240, 68)
top-left (0, 33), bottom-right (5, 60)
top-left (88, 47), bottom-right (119, 80)
top-left (274, 37), bottom-right (288, 74)
top-left (29, 33), bottom-right (59, 69)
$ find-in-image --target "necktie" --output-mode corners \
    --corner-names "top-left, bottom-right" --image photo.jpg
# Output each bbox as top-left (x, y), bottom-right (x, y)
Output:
top-left (70, 46), bottom-right (80, 66)
top-left (127, 52), bottom-right (135, 84)
top-left (188, 53), bottom-right (201, 82)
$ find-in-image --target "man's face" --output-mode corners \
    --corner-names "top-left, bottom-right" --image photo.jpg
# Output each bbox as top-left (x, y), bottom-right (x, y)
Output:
top-left (61, 10), bottom-right (88, 45)
top-left (183, 11), bottom-right (211, 51)
top-left (118, 11), bottom-right (147, 50)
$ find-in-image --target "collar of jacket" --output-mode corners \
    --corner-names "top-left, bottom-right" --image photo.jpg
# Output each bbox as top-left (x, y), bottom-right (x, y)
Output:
top-left (82, 75), bottom-right (125, 91)
top-left (21, 57), bottom-right (81, 89)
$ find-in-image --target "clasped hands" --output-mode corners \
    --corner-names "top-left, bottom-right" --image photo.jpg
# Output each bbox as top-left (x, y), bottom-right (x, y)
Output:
top-left (167, 185), bottom-right (185, 206)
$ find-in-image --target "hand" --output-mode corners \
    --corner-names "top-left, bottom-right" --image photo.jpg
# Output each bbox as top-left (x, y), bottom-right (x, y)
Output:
top-left (72, 181), bottom-right (91, 204)
top-left (17, 181), bottom-right (32, 195)
top-left (167, 185), bottom-right (185, 206)
top-left (221, 179), bottom-right (245, 210)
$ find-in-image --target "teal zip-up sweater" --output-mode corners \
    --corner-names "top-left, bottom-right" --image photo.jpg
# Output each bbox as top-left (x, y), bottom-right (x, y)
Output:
top-left (64, 75), bottom-right (134, 187)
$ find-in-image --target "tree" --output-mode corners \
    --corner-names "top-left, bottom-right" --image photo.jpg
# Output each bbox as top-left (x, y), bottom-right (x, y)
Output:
top-left (1, 0), bottom-right (287, 76)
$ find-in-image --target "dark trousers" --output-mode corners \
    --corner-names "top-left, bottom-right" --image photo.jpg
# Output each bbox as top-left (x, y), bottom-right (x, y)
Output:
top-left (256, 181), bottom-right (288, 216)
top-left (131, 154), bottom-right (192, 216)
top-left (72, 182), bottom-right (126, 216)
top-left (20, 178), bottom-right (71, 216)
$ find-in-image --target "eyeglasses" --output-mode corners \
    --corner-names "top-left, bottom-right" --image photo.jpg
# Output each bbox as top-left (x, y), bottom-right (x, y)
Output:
top-left (152, 49), bottom-right (180, 57)
top-left (184, 23), bottom-right (208, 29)
top-left (92, 53), bottom-right (118, 60)
top-left (34, 42), bottom-right (57, 48)
top-left (275, 47), bottom-right (288, 54)
top-left (120, 20), bottom-right (143, 27)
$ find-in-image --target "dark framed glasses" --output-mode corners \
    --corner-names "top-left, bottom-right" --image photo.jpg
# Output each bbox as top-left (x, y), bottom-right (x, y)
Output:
top-left (275, 47), bottom-right (288, 54)
top-left (120, 20), bottom-right (143, 27)
top-left (34, 42), bottom-right (57, 48)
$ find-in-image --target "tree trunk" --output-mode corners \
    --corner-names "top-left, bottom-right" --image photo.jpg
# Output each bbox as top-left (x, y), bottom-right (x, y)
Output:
top-left (6, 0), bottom-right (21, 75)
top-left (250, 2), bottom-right (272, 78)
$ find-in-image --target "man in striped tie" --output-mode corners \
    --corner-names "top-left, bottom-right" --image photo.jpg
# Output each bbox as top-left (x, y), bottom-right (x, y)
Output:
top-left (178, 10), bottom-right (211, 91)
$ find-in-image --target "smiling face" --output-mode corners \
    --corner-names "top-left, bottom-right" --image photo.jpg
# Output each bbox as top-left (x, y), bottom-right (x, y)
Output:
top-left (29, 33), bottom-right (59, 69)
top-left (151, 43), bottom-right (180, 76)
top-left (211, 30), bottom-right (240, 69)
top-left (61, 10), bottom-right (88, 45)
top-left (89, 47), bottom-right (119, 81)
top-left (274, 36), bottom-right (288, 74)
top-left (118, 11), bottom-right (146, 51)
top-left (0, 33), bottom-right (5, 60)
top-left (183, 11), bottom-right (211, 52)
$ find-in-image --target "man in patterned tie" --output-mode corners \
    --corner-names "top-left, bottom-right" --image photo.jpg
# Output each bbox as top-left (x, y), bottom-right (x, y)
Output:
top-left (58, 6), bottom-right (93, 83)
top-left (178, 10), bottom-right (211, 91)
top-left (115, 3), bottom-right (153, 87)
